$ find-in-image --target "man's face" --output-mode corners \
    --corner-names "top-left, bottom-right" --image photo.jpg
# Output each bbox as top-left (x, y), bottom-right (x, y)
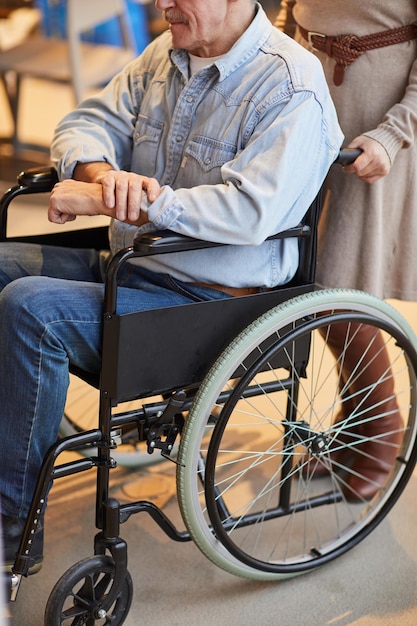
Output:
top-left (155, 0), bottom-right (236, 57)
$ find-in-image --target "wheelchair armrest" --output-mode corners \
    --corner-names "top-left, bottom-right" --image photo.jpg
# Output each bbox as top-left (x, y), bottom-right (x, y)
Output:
top-left (133, 225), bottom-right (310, 255)
top-left (0, 166), bottom-right (59, 241)
top-left (16, 165), bottom-right (59, 193)
top-left (134, 230), bottom-right (224, 254)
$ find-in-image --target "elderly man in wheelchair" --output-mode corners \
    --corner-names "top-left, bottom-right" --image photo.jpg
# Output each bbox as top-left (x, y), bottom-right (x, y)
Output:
top-left (2, 0), bottom-right (416, 623)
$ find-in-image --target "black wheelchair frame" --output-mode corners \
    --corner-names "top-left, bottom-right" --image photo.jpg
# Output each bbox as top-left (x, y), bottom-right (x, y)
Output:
top-left (2, 149), bottom-right (417, 624)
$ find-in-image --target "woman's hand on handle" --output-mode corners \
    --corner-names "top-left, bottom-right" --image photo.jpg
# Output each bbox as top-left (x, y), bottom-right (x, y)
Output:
top-left (342, 136), bottom-right (391, 183)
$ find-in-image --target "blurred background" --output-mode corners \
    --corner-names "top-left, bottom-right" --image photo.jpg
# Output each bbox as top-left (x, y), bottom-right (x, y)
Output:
top-left (0, 0), bottom-right (279, 180)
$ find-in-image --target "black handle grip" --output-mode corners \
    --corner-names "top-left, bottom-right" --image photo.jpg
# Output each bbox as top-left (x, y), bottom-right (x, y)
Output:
top-left (17, 166), bottom-right (58, 192)
top-left (336, 148), bottom-right (363, 166)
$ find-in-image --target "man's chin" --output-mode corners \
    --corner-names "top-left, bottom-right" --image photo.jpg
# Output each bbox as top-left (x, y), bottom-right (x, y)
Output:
top-left (169, 28), bottom-right (190, 49)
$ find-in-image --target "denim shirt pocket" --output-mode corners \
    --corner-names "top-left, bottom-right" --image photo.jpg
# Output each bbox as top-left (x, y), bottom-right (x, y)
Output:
top-left (182, 135), bottom-right (237, 184)
top-left (131, 114), bottom-right (164, 177)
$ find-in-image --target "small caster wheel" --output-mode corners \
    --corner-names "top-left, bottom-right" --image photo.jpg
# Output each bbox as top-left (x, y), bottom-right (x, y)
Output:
top-left (45, 555), bottom-right (133, 624)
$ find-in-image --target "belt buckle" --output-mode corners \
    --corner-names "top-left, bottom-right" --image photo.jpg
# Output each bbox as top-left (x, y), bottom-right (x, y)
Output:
top-left (307, 31), bottom-right (326, 50)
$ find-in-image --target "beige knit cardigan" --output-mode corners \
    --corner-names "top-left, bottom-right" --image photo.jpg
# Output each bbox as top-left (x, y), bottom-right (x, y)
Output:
top-left (276, 0), bottom-right (417, 300)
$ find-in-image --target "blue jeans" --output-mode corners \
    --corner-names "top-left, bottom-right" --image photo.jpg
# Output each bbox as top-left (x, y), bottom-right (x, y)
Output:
top-left (0, 242), bottom-right (229, 519)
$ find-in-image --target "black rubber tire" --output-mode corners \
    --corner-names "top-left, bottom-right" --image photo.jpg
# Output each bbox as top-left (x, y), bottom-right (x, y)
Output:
top-left (44, 555), bottom-right (133, 625)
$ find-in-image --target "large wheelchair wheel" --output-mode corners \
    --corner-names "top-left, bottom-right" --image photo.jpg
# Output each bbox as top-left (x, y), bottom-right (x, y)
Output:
top-left (177, 289), bottom-right (417, 580)
top-left (44, 555), bottom-right (132, 625)
top-left (60, 375), bottom-right (164, 468)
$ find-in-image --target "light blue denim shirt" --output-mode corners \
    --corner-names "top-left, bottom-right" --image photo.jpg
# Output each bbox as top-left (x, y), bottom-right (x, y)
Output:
top-left (52, 3), bottom-right (343, 288)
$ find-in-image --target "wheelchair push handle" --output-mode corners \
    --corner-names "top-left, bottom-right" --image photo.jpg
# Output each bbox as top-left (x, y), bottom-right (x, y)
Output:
top-left (335, 148), bottom-right (363, 166)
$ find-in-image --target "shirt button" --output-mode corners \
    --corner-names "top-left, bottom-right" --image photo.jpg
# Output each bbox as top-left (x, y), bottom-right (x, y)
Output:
top-left (176, 135), bottom-right (183, 142)
top-left (186, 96), bottom-right (193, 103)
top-left (204, 158), bottom-right (211, 165)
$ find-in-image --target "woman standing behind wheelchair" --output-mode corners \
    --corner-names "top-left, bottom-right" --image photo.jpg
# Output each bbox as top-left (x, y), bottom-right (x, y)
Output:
top-left (275, 0), bottom-right (417, 500)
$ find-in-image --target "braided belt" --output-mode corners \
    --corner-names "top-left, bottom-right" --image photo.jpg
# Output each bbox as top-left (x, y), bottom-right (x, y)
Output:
top-left (298, 23), bottom-right (417, 85)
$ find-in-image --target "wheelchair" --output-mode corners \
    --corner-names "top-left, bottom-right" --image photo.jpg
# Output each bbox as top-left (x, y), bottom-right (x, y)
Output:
top-left (1, 149), bottom-right (417, 624)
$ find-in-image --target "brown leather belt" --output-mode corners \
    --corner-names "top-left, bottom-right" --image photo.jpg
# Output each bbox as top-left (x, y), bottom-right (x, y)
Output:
top-left (298, 22), bottom-right (417, 85)
top-left (189, 283), bottom-right (263, 297)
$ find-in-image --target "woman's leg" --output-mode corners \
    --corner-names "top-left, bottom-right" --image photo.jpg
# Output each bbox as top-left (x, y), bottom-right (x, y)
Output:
top-left (325, 321), bottom-right (402, 501)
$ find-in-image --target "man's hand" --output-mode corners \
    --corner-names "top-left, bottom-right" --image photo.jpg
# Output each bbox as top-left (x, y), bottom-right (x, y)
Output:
top-left (49, 165), bottom-right (161, 225)
top-left (96, 170), bottom-right (160, 222)
top-left (49, 180), bottom-right (106, 224)
top-left (48, 178), bottom-right (157, 226)
top-left (343, 135), bottom-right (391, 184)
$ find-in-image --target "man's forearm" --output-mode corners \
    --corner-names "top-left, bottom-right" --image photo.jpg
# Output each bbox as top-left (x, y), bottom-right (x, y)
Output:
top-left (73, 161), bottom-right (114, 183)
